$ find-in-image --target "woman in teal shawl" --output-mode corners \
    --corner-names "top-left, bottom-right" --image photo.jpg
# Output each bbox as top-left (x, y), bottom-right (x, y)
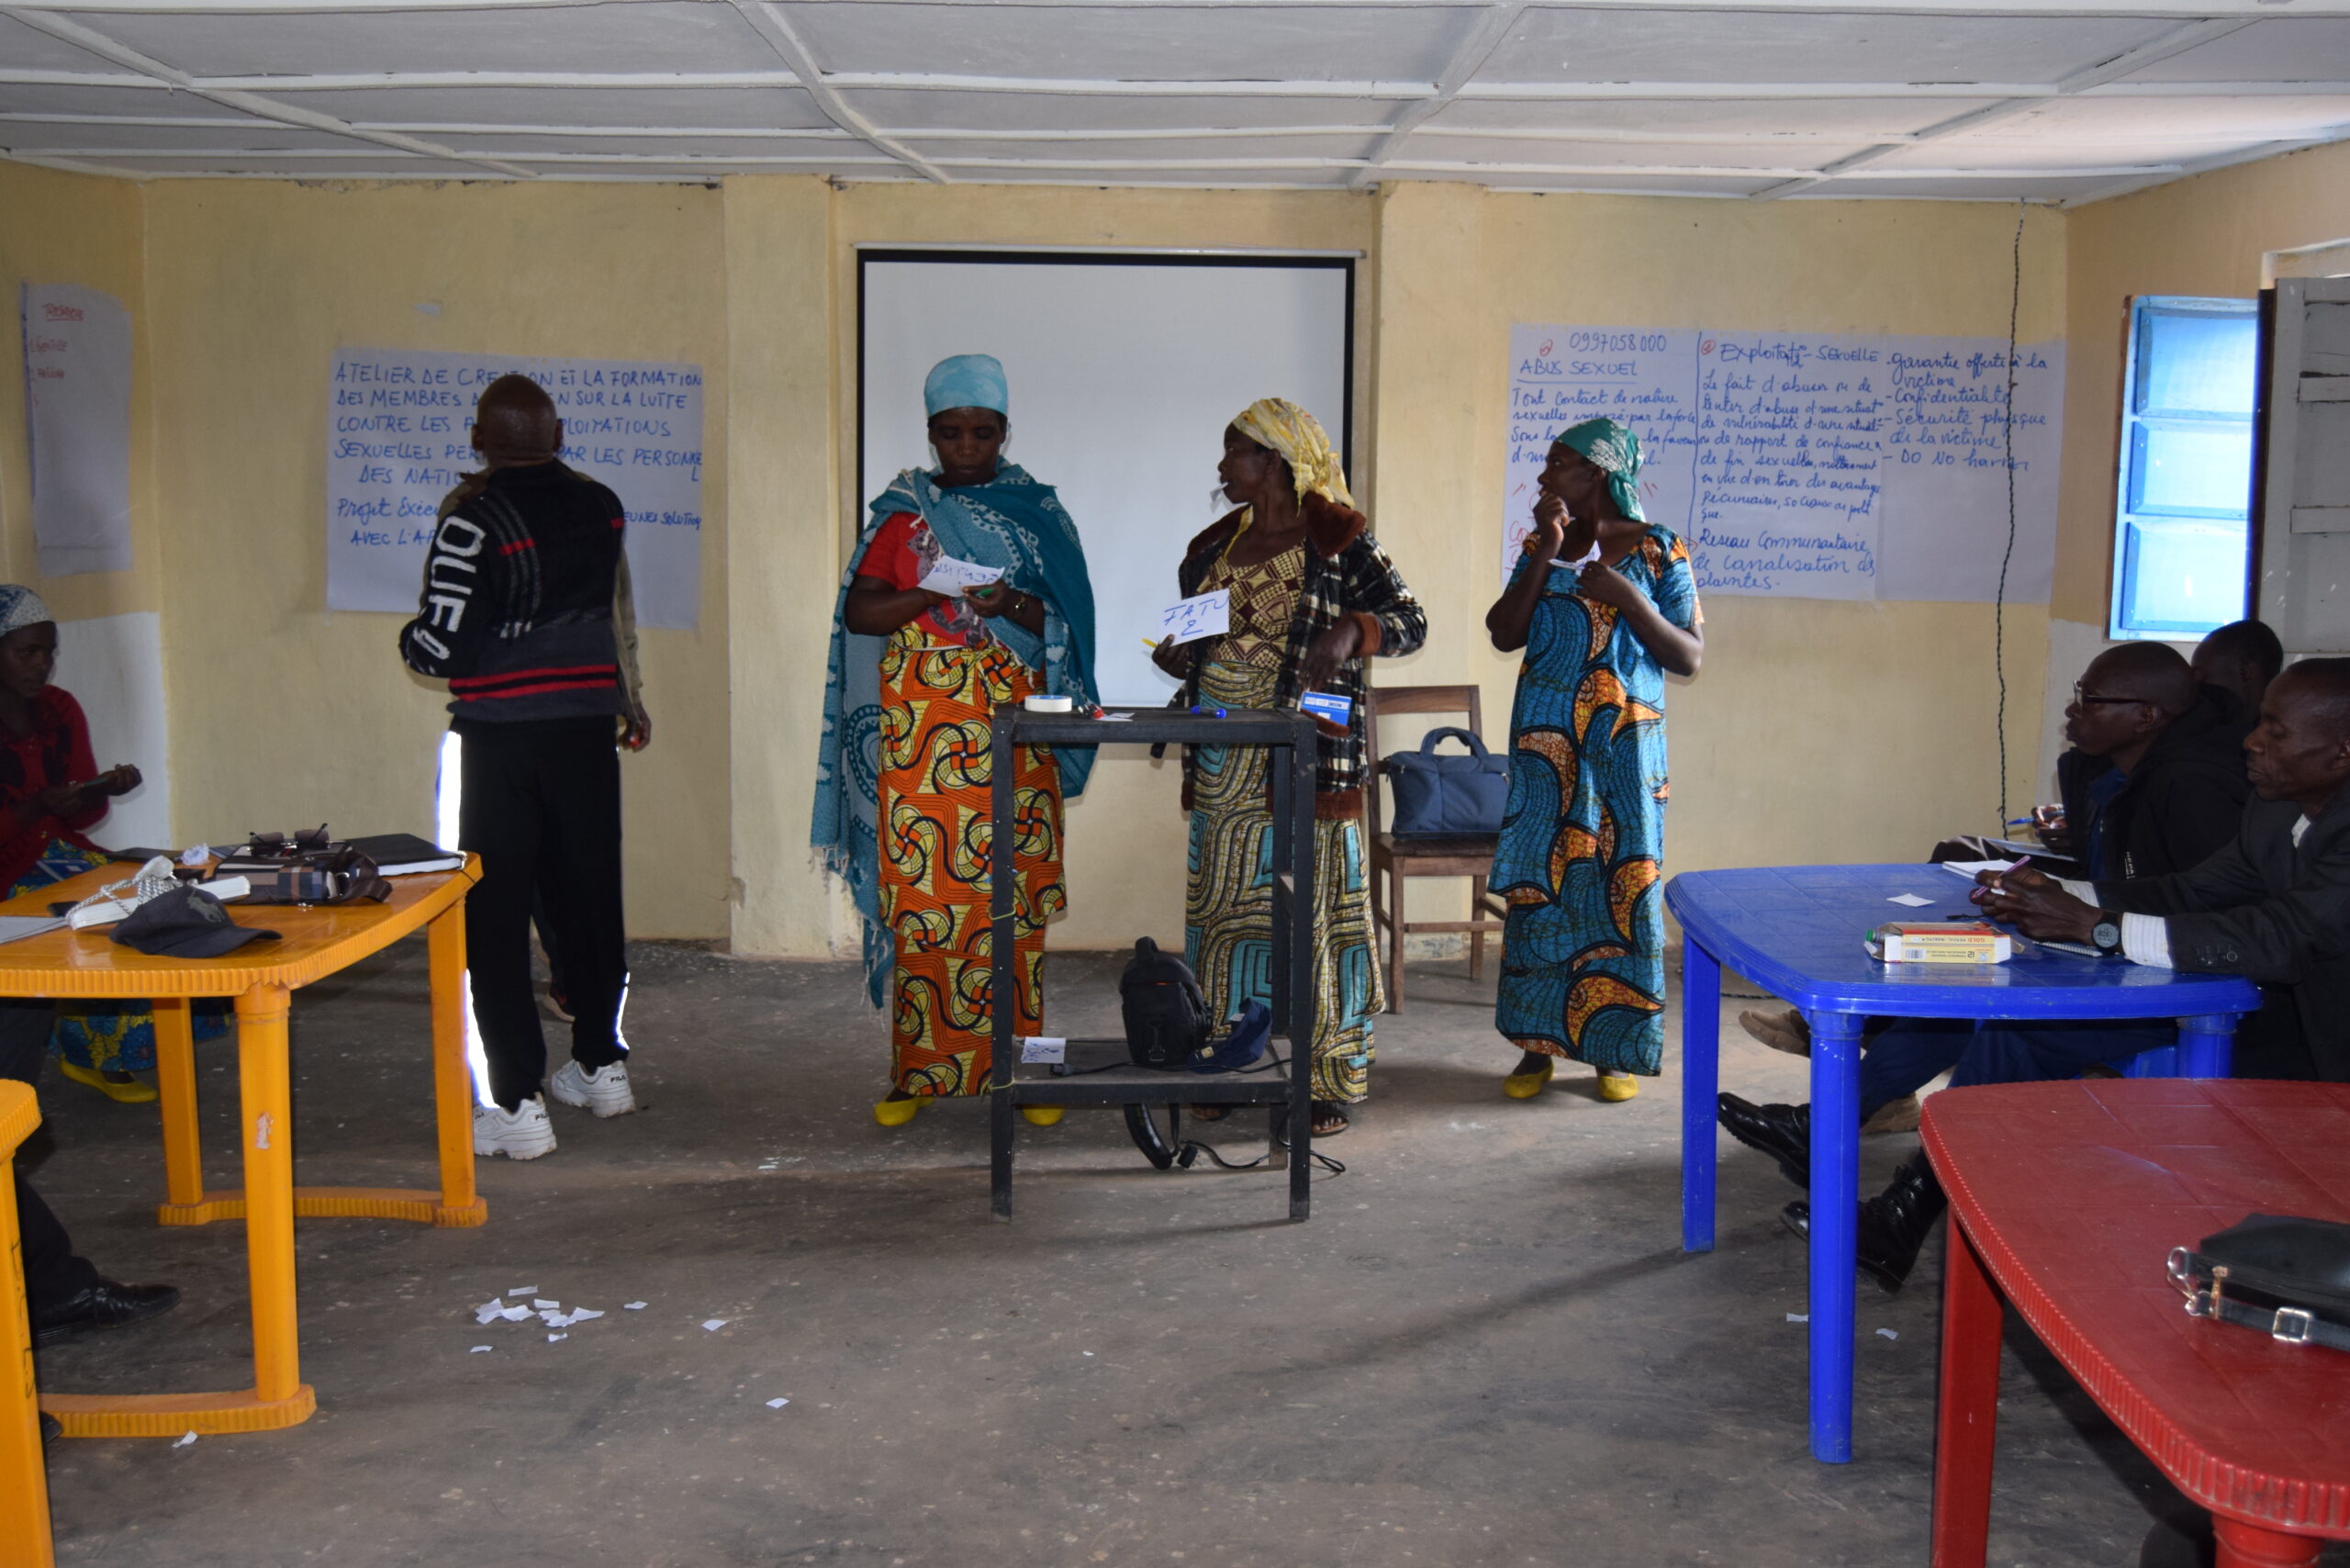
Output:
top-left (1484, 418), bottom-right (1704, 1103)
top-left (811, 354), bottom-right (1100, 1126)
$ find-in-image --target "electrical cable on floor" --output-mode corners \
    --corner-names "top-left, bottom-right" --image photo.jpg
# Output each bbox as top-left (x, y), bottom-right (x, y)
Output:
top-left (1994, 200), bottom-right (2025, 827)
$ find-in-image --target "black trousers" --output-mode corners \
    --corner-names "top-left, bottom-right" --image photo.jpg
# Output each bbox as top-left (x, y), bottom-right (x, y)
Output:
top-left (456, 718), bottom-right (628, 1111)
top-left (0, 998), bottom-right (54, 1088)
top-left (15, 1170), bottom-right (97, 1314)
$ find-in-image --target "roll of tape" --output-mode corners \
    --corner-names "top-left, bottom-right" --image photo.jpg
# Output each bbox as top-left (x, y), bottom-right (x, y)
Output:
top-left (1023, 694), bottom-right (1075, 713)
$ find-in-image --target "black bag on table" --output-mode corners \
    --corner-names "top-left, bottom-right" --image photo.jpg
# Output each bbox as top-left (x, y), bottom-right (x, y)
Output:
top-left (1382, 727), bottom-right (1509, 837)
top-left (2169, 1214), bottom-right (2350, 1353)
top-left (1121, 937), bottom-right (1212, 1070)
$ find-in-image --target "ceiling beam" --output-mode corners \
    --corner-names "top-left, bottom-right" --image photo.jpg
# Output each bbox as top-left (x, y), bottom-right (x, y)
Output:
top-left (7, 0), bottom-right (2350, 15)
top-left (0, 7), bottom-right (536, 175)
top-left (2060, 125), bottom-right (2350, 204)
top-left (1747, 15), bottom-right (2252, 196)
top-left (726, 0), bottom-right (947, 182)
top-left (1351, 0), bottom-right (1526, 190)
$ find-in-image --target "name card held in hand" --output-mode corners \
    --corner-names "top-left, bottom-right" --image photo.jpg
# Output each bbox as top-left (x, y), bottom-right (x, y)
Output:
top-left (916, 553), bottom-right (1004, 597)
top-left (1158, 589), bottom-right (1230, 646)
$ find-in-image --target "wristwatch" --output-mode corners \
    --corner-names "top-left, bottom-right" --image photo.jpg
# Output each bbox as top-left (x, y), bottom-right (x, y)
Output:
top-left (2091, 913), bottom-right (2124, 956)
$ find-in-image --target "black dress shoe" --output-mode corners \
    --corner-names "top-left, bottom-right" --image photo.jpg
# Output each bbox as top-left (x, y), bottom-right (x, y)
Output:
top-left (1717, 1092), bottom-right (1811, 1190)
top-left (33, 1279), bottom-right (181, 1346)
top-left (1780, 1152), bottom-right (1948, 1292)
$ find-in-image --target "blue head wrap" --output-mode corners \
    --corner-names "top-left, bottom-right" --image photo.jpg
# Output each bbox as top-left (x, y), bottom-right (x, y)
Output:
top-left (923, 354), bottom-right (1009, 419)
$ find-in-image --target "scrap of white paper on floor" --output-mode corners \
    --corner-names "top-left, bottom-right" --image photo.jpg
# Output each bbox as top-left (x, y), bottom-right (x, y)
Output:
top-left (766, 1398), bottom-right (789, 1409)
top-left (703, 1319), bottom-right (729, 1331)
top-left (915, 553), bottom-right (1002, 597)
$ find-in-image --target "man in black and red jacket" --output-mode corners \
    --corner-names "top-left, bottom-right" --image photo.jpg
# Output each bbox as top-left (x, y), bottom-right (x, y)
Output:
top-left (400, 375), bottom-right (645, 1159)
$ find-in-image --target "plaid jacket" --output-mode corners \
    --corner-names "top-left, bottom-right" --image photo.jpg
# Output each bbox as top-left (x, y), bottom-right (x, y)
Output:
top-left (1168, 504), bottom-right (1427, 818)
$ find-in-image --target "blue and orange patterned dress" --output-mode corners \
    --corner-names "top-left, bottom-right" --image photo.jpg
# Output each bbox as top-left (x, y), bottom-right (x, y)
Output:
top-left (1491, 527), bottom-right (1700, 1076)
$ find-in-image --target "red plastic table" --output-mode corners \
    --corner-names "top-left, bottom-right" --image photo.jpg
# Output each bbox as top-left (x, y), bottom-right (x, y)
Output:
top-left (1925, 1080), bottom-right (2350, 1567)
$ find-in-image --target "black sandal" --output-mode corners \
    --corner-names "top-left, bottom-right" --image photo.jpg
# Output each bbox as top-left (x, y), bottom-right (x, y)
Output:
top-left (1310, 1101), bottom-right (1350, 1138)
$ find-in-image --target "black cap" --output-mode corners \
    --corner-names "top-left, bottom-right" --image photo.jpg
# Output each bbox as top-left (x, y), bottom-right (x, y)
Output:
top-left (111, 885), bottom-right (281, 958)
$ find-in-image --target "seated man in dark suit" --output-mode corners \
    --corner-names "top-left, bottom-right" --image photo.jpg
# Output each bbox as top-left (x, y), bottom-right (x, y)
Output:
top-left (1718, 643), bottom-right (2264, 1288)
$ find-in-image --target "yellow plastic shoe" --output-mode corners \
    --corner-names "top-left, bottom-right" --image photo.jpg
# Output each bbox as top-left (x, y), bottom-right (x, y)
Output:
top-left (873, 1094), bottom-right (923, 1127)
top-left (1020, 1104), bottom-right (1065, 1127)
top-left (58, 1060), bottom-right (158, 1104)
top-left (1502, 1058), bottom-right (1554, 1100)
top-left (1595, 1071), bottom-right (1640, 1103)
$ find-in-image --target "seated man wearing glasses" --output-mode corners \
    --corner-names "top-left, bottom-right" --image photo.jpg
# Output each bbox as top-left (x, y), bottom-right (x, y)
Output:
top-left (1719, 642), bottom-right (2254, 1288)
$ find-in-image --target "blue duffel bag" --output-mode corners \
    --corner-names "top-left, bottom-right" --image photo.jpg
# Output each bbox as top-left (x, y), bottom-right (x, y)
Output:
top-left (1382, 727), bottom-right (1508, 836)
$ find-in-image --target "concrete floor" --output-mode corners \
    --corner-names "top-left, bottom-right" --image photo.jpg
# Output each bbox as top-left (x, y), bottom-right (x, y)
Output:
top-left (21, 939), bottom-right (2252, 1566)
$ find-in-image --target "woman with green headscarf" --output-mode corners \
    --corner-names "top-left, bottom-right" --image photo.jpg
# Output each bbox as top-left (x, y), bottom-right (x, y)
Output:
top-left (1483, 418), bottom-right (1705, 1102)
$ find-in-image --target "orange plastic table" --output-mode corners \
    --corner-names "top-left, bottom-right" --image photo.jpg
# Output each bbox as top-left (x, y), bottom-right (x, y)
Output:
top-left (1925, 1080), bottom-right (2350, 1568)
top-left (1, 1081), bottom-right (55, 1566)
top-left (0, 858), bottom-right (483, 1439)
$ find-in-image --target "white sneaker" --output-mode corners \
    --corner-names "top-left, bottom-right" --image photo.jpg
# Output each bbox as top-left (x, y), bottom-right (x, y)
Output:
top-left (474, 1096), bottom-right (558, 1159)
top-left (549, 1059), bottom-right (636, 1118)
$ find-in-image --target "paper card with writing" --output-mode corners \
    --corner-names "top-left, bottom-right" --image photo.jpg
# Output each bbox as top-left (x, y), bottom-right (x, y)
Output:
top-left (1020, 1036), bottom-right (1067, 1064)
top-left (1158, 590), bottom-right (1230, 646)
top-left (916, 553), bottom-right (1004, 597)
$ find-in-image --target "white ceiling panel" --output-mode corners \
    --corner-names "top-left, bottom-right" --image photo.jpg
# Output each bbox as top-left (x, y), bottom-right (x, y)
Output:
top-left (783, 2), bottom-right (1465, 84)
top-left (0, 0), bottom-right (2344, 205)
top-left (0, 84), bottom-right (258, 119)
top-left (2111, 18), bottom-right (2350, 84)
top-left (74, 3), bottom-right (777, 79)
top-left (1399, 132), bottom-right (1869, 169)
top-left (1477, 8), bottom-right (2179, 86)
top-left (845, 88), bottom-right (1402, 133)
top-left (0, 11), bottom-right (123, 73)
top-left (1420, 96), bottom-right (2005, 138)
top-left (257, 84), bottom-right (835, 130)
top-left (0, 117), bottom-right (348, 152)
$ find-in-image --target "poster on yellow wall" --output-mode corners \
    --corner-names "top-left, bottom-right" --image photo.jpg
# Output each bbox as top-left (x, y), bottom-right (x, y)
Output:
top-left (1507, 322), bottom-right (2063, 602)
top-left (19, 283), bottom-right (133, 577)
top-left (324, 346), bottom-right (702, 629)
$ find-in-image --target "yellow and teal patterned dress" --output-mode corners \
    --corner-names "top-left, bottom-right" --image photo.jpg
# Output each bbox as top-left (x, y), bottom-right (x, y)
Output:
top-left (1491, 527), bottom-right (1699, 1076)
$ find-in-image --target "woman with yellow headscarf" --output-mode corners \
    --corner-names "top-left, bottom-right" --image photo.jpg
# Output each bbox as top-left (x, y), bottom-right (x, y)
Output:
top-left (1150, 398), bottom-right (1426, 1137)
top-left (1484, 418), bottom-right (1704, 1103)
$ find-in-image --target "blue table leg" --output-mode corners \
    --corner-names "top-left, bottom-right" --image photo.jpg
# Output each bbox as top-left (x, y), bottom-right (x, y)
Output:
top-left (1807, 1009), bottom-right (1862, 1465)
top-left (2177, 1013), bottom-right (2237, 1080)
top-left (1682, 939), bottom-right (1721, 1254)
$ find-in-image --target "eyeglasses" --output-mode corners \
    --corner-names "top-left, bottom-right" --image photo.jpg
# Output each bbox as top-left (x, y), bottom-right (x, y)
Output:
top-left (2071, 683), bottom-right (2147, 707)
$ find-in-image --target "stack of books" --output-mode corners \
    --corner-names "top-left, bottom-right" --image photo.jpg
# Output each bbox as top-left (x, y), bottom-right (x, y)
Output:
top-left (1867, 921), bottom-right (2013, 964)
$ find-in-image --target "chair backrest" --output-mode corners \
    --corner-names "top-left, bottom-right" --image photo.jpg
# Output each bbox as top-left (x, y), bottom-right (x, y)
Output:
top-left (1364, 684), bottom-right (1486, 833)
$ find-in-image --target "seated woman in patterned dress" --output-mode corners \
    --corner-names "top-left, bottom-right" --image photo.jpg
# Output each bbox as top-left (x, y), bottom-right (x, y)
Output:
top-left (1153, 399), bottom-right (1426, 1139)
top-left (812, 355), bottom-right (1101, 1128)
top-left (0, 585), bottom-right (182, 1101)
top-left (1484, 420), bottom-right (1704, 1104)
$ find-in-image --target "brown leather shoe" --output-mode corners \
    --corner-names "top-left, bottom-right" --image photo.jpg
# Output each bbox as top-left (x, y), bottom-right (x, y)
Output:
top-left (1863, 1092), bottom-right (1923, 1135)
top-left (1738, 1007), bottom-right (1811, 1058)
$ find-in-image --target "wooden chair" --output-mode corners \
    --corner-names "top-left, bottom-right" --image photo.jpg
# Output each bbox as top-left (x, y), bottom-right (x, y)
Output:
top-left (1364, 685), bottom-right (1508, 1013)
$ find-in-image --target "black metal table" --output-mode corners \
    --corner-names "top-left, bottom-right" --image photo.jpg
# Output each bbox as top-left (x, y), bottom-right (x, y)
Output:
top-left (988, 706), bottom-right (1321, 1221)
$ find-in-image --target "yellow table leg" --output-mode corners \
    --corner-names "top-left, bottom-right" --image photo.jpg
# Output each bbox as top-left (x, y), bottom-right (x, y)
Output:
top-left (152, 997), bottom-right (212, 1224)
top-left (237, 983), bottom-right (305, 1410)
top-left (0, 1086), bottom-right (54, 1567)
top-left (427, 904), bottom-right (486, 1227)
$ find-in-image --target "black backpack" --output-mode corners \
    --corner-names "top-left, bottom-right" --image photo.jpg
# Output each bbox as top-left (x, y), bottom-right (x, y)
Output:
top-left (1120, 937), bottom-right (1213, 1070)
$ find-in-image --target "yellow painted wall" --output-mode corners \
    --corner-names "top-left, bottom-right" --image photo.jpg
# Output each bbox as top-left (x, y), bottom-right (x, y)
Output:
top-left (141, 180), bottom-right (733, 937)
top-left (0, 161), bottom-right (158, 622)
top-left (2056, 140), bottom-right (2350, 628)
top-left (1370, 183), bottom-right (2066, 892)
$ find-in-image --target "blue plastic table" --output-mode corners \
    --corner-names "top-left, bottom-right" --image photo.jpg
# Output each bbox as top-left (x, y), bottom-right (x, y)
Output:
top-left (1664, 864), bottom-right (2262, 1465)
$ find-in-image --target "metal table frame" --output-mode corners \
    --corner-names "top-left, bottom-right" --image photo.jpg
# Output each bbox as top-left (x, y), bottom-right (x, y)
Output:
top-left (988, 706), bottom-right (1320, 1221)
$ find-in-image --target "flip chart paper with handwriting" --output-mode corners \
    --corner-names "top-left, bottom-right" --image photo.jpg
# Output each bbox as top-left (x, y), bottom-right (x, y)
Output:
top-left (1505, 323), bottom-right (2062, 602)
top-left (21, 284), bottom-right (133, 577)
top-left (327, 347), bottom-right (703, 629)
top-left (1158, 590), bottom-right (1230, 646)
